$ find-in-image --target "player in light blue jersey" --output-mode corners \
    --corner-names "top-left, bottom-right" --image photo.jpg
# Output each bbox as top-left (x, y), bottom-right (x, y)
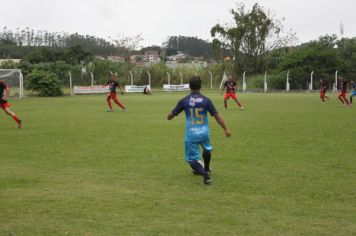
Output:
top-left (167, 76), bottom-right (231, 185)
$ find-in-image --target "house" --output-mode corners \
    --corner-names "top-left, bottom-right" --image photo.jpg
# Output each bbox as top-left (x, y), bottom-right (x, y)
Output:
top-left (108, 56), bottom-right (125, 62)
top-left (145, 50), bottom-right (160, 63)
top-left (167, 51), bottom-right (186, 61)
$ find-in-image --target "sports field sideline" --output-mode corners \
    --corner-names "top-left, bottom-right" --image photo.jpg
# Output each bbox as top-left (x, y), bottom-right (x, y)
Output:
top-left (1, 91), bottom-right (355, 235)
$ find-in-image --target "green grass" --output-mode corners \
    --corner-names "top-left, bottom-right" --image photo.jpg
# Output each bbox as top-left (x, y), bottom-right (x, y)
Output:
top-left (1, 91), bottom-right (355, 235)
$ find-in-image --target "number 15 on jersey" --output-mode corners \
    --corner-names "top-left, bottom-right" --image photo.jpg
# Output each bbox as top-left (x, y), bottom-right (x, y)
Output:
top-left (190, 108), bottom-right (204, 125)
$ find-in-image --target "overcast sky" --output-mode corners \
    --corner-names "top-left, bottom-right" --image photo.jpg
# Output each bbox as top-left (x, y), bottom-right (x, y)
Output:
top-left (1, 0), bottom-right (355, 47)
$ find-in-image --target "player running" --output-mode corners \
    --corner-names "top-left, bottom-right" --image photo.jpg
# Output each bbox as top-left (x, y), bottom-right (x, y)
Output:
top-left (350, 81), bottom-right (356, 106)
top-left (337, 78), bottom-right (351, 107)
top-left (0, 80), bottom-right (22, 128)
top-left (221, 75), bottom-right (244, 110)
top-left (167, 76), bottom-right (231, 185)
top-left (105, 75), bottom-right (126, 112)
top-left (319, 79), bottom-right (329, 102)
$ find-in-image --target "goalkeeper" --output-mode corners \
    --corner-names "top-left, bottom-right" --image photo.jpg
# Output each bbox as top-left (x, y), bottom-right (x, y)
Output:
top-left (0, 80), bottom-right (22, 128)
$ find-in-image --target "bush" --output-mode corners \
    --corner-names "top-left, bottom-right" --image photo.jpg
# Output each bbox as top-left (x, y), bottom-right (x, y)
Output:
top-left (25, 69), bottom-right (63, 96)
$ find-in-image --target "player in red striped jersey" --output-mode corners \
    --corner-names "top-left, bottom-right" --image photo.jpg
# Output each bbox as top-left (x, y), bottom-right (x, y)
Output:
top-left (221, 75), bottom-right (243, 110)
top-left (319, 79), bottom-right (329, 102)
top-left (337, 79), bottom-right (350, 107)
top-left (0, 80), bottom-right (22, 128)
top-left (105, 75), bottom-right (126, 112)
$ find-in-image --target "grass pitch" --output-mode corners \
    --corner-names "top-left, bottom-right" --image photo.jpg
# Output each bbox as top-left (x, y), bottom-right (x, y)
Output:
top-left (1, 91), bottom-right (355, 235)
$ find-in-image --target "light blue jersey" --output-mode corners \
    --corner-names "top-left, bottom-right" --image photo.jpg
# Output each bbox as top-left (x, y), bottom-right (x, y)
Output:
top-left (172, 92), bottom-right (218, 162)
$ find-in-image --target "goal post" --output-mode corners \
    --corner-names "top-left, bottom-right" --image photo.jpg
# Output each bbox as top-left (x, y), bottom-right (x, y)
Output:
top-left (0, 69), bottom-right (24, 98)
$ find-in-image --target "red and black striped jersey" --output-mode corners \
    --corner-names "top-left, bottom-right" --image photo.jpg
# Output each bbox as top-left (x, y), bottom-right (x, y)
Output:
top-left (224, 80), bottom-right (237, 93)
top-left (0, 80), bottom-right (7, 98)
top-left (105, 79), bottom-right (119, 93)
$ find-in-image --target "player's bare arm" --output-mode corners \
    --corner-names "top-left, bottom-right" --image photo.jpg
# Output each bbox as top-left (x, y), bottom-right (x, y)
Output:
top-left (3, 85), bottom-right (10, 100)
top-left (119, 85), bottom-right (125, 95)
top-left (167, 112), bottom-right (175, 120)
top-left (214, 113), bottom-right (231, 137)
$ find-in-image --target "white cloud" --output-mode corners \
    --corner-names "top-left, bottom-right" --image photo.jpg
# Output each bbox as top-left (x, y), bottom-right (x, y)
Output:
top-left (1, 0), bottom-right (355, 46)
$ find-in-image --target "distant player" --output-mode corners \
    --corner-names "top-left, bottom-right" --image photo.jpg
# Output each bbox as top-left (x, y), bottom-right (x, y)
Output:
top-left (167, 76), bottom-right (231, 185)
top-left (350, 81), bottom-right (356, 106)
top-left (319, 79), bottom-right (329, 102)
top-left (337, 78), bottom-right (350, 107)
top-left (143, 86), bottom-right (151, 95)
top-left (0, 80), bottom-right (22, 128)
top-left (221, 75), bottom-right (243, 110)
top-left (105, 75), bottom-right (126, 112)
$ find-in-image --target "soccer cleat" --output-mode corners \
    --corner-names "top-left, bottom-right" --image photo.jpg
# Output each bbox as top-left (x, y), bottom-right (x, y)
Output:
top-left (204, 174), bottom-right (212, 185)
top-left (107, 108), bottom-right (113, 112)
top-left (205, 168), bottom-right (212, 174)
top-left (17, 120), bottom-right (22, 129)
top-left (192, 168), bottom-right (212, 175)
top-left (122, 107), bottom-right (127, 112)
top-left (240, 106), bottom-right (244, 110)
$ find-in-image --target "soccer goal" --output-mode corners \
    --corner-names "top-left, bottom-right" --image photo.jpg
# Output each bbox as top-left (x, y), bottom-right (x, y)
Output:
top-left (0, 69), bottom-right (24, 98)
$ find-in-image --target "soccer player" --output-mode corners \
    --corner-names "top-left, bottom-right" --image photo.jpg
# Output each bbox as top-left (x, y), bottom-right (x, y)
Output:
top-left (350, 81), bottom-right (356, 106)
top-left (167, 76), bottom-right (231, 185)
top-left (143, 86), bottom-right (151, 95)
top-left (0, 80), bottom-right (22, 128)
top-left (319, 79), bottom-right (329, 102)
top-left (337, 78), bottom-right (350, 107)
top-left (221, 75), bottom-right (243, 110)
top-left (105, 75), bottom-right (126, 112)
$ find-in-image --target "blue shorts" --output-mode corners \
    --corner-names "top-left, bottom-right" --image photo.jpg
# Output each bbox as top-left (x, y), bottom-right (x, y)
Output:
top-left (351, 91), bottom-right (356, 96)
top-left (185, 139), bottom-right (212, 162)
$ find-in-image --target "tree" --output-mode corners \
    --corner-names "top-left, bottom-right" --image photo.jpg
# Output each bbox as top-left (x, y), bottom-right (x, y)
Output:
top-left (337, 37), bottom-right (356, 79)
top-left (25, 69), bottom-right (63, 96)
top-left (112, 34), bottom-right (144, 58)
top-left (211, 3), bottom-right (296, 74)
top-left (165, 36), bottom-right (214, 58)
top-left (278, 35), bottom-right (340, 89)
top-left (64, 45), bottom-right (93, 65)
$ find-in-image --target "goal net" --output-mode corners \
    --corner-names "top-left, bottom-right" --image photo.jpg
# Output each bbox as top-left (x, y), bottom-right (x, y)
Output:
top-left (0, 69), bottom-right (24, 98)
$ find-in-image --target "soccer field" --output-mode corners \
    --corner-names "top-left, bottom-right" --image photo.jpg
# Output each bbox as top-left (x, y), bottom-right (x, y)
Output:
top-left (1, 91), bottom-right (355, 235)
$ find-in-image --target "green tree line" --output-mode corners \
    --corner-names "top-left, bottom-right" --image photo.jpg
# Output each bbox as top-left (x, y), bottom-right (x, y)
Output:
top-left (1, 2), bottom-right (356, 96)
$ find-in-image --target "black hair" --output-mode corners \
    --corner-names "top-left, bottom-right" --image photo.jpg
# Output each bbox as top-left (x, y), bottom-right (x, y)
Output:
top-left (189, 76), bottom-right (202, 90)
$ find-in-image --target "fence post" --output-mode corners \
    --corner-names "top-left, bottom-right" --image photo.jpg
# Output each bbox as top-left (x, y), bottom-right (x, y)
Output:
top-left (90, 72), bottom-right (94, 86)
top-left (333, 70), bottom-right (338, 93)
top-left (68, 72), bottom-right (73, 95)
top-left (310, 71), bottom-right (314, 92)
top-left (243, 71), bottom-right (247, 93)
top-left (208, 71), bottom-right (213, 89)
top-left (146, 71), bottom-right (151, 87)
top-left (219, 71), bottom-right (227, 89)
top-left (128, 71), bottom-right (133, 85)
top-left (286, 71), bottom-right (290, 92)
top-left (166, 71), bottom-right (171, 85)
top-left (264, 71), bottom-right (268, 93)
